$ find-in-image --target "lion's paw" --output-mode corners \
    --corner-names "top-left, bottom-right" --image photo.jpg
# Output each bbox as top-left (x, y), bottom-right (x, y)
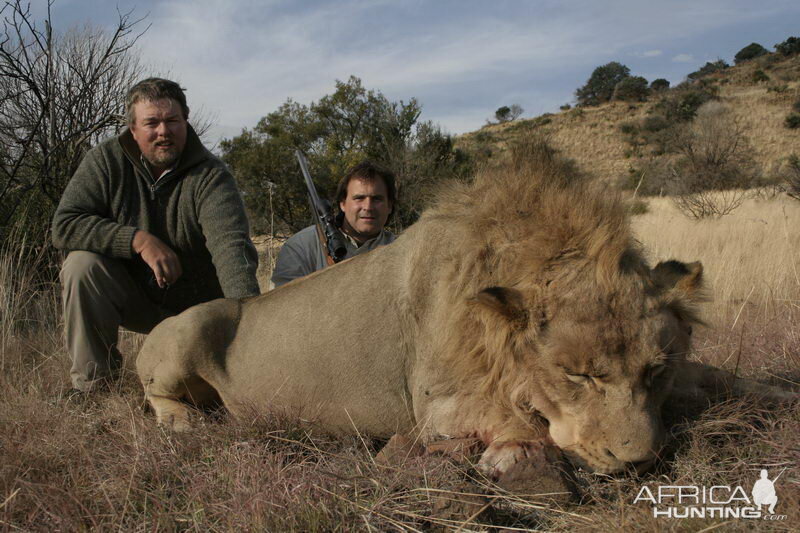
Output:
top-left (478, 439), bottom-right (551, 478)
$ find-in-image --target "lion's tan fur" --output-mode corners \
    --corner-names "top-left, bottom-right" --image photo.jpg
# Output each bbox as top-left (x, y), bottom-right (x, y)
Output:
top-left (137, 140), bottom-right (790, 475)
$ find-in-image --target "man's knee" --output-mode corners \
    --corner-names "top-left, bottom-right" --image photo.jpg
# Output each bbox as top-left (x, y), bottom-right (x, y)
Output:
top-left (60, 251), bottom-right (119, 288)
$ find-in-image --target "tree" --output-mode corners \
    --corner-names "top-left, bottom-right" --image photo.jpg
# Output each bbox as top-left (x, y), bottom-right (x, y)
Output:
top-left (734, 42), bottom-right (768, 64)
top-left (494, 104), bottom-right (523, 123)
top-left (650, 78), bottom-right (670, 92)
top-left (0, 0), bottom-right (147, 242)
top-left (220, 77), bottom-right (471, 233)
top-left (775, 36), bottom-right (800, 56)
top-left (613, 76), bottom-right (649, 101)
top-left (576, 62), bottom-right (630, 106)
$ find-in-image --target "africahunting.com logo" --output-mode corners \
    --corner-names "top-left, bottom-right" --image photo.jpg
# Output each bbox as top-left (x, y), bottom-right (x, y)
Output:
top-left (634, 468), bottom-right (788, 520)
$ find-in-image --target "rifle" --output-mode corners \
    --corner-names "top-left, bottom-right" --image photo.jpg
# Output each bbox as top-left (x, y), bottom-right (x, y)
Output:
top-left (294, 150), bottom-right (348, 265)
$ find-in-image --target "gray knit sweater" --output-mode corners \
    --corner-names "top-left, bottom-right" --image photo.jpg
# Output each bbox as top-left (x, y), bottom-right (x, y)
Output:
top-left (52, 126), bottom-right (259, 312)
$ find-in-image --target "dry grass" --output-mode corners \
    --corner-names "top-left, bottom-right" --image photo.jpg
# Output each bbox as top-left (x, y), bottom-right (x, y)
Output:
top-left (2, 193), bottom-right (799, 529)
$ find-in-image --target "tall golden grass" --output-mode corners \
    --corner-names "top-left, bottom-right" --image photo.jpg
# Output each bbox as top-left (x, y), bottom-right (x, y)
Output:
top-left (634, 194), bottom-right (800, 325)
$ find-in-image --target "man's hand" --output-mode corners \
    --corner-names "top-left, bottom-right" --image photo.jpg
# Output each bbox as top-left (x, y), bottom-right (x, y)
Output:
top-left (132, 230), bottom-right (182, 288)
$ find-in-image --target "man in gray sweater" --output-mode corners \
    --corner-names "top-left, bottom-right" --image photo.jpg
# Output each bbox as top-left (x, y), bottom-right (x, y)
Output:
top-left (52, 78), bottom-right (260, 393)
top-left (270, 161), bottom-right (396, 288)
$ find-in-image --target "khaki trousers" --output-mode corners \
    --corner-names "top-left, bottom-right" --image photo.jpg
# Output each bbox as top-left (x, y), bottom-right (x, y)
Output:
top-left (60, 251), bottom-right (171, 391)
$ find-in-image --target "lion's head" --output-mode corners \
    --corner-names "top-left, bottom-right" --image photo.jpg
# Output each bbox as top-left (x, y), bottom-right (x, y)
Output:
top-left (429, 141), bottom-right (705, 474)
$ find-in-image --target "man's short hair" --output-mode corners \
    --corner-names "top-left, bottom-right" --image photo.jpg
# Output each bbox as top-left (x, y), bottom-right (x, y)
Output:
top-left (335, 160), bottom-right (397, 217)
top-left (126, 78), bottom-right (190, 125)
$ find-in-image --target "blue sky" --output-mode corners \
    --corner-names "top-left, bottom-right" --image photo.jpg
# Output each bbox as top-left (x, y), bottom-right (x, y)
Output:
top-left (44, 0), bottom-right (800, 147)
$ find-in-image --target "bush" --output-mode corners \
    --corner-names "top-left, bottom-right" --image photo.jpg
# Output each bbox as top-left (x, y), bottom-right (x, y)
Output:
top-left (495, 104), bottom-right (524, 123)
top-left (794, 98), bottom-right (800, 113)
top-left (786, 113), bottom-right (800, 129)
top-left (575, 61), bottom-right (630, 106)
top-left (734, 43), bottom-right (768, 64)
top-left (559, 103), bottom-right (571, 111)
top-left (650, 78), bottom-right (670, 91)
top-left (655, 85), bottom-right (718, 122)
top-left (785, 155), bottom-right (800, 201)
top-left (669, 102), bottom-right (756, 218)
top-left (642, 115), bottom-right (670, 133)
top-left (751, 69), bottom-right (770, 83)
top-left (687, 59), bottom-right (729, 81)
top-left (613, 76), bottom-right (649, 101)
top-left (775, 36), bottom-right (800, 56)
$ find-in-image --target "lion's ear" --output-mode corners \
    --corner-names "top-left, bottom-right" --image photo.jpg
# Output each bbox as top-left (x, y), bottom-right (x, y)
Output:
top-left (473, 287), bottom-right (529, 328)
top-left (652, 260), bottom-right (703, 295)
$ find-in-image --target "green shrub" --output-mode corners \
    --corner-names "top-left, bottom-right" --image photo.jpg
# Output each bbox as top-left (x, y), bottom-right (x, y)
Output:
top-left (687, 59), bottom-right (729, 81)
top-left (775, 36), bottom-right (800, 56)
top-left (793, 98), bottom-right (800, 113)
top-left (559, 103), bottom-right (571, 111)
top-left (613, 76), bottom-right (650, 101)
top-left (650, 78), bottom-right (670, 91)
top-left (785, 113), bottom-right (800, 129)
top-left (655, 86), bottom-right (718, 122)
top-left (734, 43), bottom-right (768, 64)
top-left (751, 69), bottom-right (770, 83)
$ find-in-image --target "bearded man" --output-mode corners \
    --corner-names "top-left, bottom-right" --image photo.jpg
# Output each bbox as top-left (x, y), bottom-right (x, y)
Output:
top-left (52, 78), bottom-right (260, 394)
top-left (270, 161), bottom-right (397, 288)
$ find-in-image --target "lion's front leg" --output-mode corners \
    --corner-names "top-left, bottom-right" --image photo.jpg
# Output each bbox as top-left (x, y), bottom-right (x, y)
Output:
top-left (418, 394), bottom-right (553, 478)
top-left (478, 436), bottom-right (555, 479)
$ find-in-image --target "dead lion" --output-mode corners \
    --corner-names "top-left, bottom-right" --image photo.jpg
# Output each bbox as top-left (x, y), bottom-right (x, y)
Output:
top-left (136, 150), bottom-right (795, 477)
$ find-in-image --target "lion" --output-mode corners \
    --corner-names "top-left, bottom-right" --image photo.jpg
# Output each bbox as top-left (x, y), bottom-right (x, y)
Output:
top-left (136, 147), bottom-right (795, 477)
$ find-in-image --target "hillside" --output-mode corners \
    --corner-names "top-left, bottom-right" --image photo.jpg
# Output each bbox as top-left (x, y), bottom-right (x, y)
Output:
top-left (456, 53), bottom-right (800, 187)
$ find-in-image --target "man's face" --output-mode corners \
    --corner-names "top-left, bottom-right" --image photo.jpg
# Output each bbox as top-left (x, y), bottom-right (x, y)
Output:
top-left (339, 177), bottom-right (392, 243)
top-left (130, 98), bottom-right (187, 173)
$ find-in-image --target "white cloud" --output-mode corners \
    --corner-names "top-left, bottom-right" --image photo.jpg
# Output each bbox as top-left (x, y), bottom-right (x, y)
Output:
top-left (672, 53), bottom-right (694, 63)
top-left (640, 50), bottom-right (663, 57)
